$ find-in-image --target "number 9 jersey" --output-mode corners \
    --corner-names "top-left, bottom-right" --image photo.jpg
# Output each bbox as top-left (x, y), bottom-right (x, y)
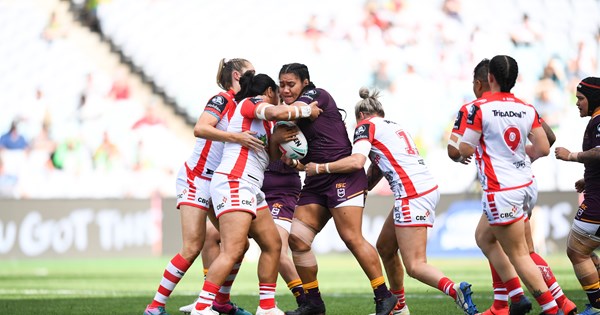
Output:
top-left (462, 92), bottom-right (543, 192)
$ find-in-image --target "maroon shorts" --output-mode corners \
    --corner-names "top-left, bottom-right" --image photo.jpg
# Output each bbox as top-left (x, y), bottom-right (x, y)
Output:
top-left (263, 171), bottom-right (301, 222)
top-left (298, 169), bottom-right (367, 209)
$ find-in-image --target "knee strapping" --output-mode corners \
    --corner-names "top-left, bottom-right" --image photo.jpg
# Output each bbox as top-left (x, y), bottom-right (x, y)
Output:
top-left (573, 261), bottom-right (598, 280)
top-left (290, 219), bottom-right (318, 267)
top-left (290, 218), bottom-right (317, 247)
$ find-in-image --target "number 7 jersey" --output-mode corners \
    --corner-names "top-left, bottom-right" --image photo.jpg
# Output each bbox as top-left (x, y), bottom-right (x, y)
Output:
top-left (464, 92), bottom-right (542, 192)
top-left (353, 116), bottom-right (437, 199)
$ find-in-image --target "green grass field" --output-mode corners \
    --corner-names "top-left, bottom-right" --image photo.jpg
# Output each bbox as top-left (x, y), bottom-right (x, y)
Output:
top-left (0, 254), bottom-right (585, 314)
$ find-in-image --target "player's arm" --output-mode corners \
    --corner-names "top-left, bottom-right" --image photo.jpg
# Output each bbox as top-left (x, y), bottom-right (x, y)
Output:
top-left (194, 109), bottom-right (263, 151)
top-left (459, 127), bottom-right (480, 158)
top-left (526, 126), bottom-right (550, 161)
top-left (367, 161), bottom-right (384, 191)
top-left (555, 146), bottom-right (600, 163)
top-left (305, 140), bottom-right (370, 176)
top-left (541, 119), bottom-right (556, 147)
top-left (268, 124), bottom-right (299, 161)
top-left (254, 101), bottom-right (322, 121)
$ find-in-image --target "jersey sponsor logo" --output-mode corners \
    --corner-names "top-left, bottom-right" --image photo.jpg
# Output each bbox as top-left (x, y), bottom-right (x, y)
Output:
top-left (207, 95), bottom-right (227, 113)
top-left (336, 182), bottom-right (346, 198)
top-left (466, 105), bottom-right (479, 125)
top-left (197, 197), bottom-right (209, 205)
top-left (249, 97), bottom-right (263, 105)
top-left (499, 206), bottom-right (518, 219)
top-left (596, 123), bottom-right (600, 138)
top-left (415, 209), bottom-right (431, 221)
top-left (353, 124), bottom-right (370, 142)
top-left (383, 119), bottom-right (396, 125)
top-left (512, 160), bottom-right (526, 169)
top-left (270, 202), bottom-right (282, 216)
top-left (491, 110), bottom-right (527, 118)
top-left (177, 188), bottom-right (188, 199)
top-left (302, 89), bottom-right (319, 101)
top-left (453, 110), bottom-right (464, 130)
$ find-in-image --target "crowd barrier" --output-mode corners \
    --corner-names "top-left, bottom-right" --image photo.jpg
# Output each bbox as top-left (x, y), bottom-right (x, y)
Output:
top-left (0, 192), bottom-right (579, 259)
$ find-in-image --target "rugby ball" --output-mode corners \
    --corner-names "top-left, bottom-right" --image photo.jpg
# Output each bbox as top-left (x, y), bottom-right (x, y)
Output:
top-left (276, 121), bottom-right (308, 159)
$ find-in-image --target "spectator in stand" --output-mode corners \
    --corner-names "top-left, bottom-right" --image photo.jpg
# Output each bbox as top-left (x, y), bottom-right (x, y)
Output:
top-left (0, 121), bottom-right (28, 151)
top-left (0, 157), bottom-right (19, 198)
top-left (108, 68), bottom-right (131, 101)
top-left (132, 105), bottom-right (166, 130)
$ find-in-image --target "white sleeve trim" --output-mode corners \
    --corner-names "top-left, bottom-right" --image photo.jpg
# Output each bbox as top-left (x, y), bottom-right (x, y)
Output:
top-left (352, 140), bottom-right (372, 157)
top-left (461, 128), bottom-right (481, 147)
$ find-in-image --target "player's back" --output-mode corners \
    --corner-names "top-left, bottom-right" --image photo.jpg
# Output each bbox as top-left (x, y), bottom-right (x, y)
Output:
top-left (472, 92), bottom-right (538, 191)
top-left (362, 116), bottom-right (436, 198)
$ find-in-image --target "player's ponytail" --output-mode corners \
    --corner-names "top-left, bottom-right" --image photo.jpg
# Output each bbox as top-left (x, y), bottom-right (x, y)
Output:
top-left (354, 87), bottom-right (385, 120)
top-left (235, 71), bottom-right (277, 102)
top-left (216, 58), bottom-right (251, 91)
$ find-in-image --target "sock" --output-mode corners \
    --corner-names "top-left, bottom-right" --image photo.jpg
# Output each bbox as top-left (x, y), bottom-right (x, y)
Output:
top-left (304, 280), bottom-right (324, 305)
top-left (437, 277), bottom-right (457, 300)
top-left (530, 252), bottom-right (566, 306)
top-left (288, 279), bottom-right (306, 306)
top-left (489, 262), bottom-right (509, 309)
top-left (392, 288), bottom-right (406, 309)
top-left (504, 277), bottom-right (525, 303)
top-left (195, 281), bottom-right (220, 311)
top-left (150, 254), bottom-right (192, 308)
top-left (371, 276), bottom-right (392, 300)
top-left (215, 259), bottom-right (242, 304)
top-left (583, 282), bottom-right (600, 308)
top-left (259, 283), bottom-right (277, 309)
top-left (535, 291), bottom-right (558, 314)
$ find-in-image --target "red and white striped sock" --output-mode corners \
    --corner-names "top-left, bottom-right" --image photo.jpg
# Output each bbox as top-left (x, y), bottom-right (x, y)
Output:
top-left (149, 254), bottom-right (191, 308)
top-left (535, 291), bottom-right (559, 314)
top-left (530, 252), bottom-right (566, 306)
top-left (259, 283), bottom-right (277, 309)
top-left (215, 259), bottom-right (242, 304)
top-left (504, 277), bottom-right (525, 303)
top-left (437, 277), bottom-right (457, 300)
top-left (392, 288), bottom-right (406, 309)
top-left (489, 262), bottom-right (509, 309)
top-left (195, 281), bottom-right (220, 311)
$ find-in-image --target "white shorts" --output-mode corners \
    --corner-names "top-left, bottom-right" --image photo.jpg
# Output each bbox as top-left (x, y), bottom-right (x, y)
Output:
top-left (210, 173), bottom-right (269, 219)
top-left (176, 165), bottom-right (211, 211)
top-left (394, 188), bottom-right (439, 227)
top-left (274, 218), bottom-right (292, 233)
top-left (482, 184), bottom-right (537, 226)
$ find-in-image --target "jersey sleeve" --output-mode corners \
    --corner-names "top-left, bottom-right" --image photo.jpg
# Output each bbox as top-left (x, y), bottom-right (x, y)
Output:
top-left (531, 108), bottom-right (543, 129)
top-left (203, 94), bottom-right (230, 120)
top-left (353, 121), bottom-right (375, 144)
top-left (239, 97), bottom-right (263, 119)
top-left (452, 105), bottom-right (469, 136)
top-left (465, 104), bottom-right (482, 132)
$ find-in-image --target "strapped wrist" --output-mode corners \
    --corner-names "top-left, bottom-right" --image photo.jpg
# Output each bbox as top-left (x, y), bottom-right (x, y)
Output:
top-left (299, 105), bottom-right (312, 118)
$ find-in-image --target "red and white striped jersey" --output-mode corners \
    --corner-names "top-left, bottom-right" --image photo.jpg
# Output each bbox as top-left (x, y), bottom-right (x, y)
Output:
top-left (185, 90), bottom-right (237, 180)
top-left (215, 96), bottom-right (271, 187)
top-left (353, 116), bottom-right (437, 199)
top-left (463, 92), bottom-right (542, 192)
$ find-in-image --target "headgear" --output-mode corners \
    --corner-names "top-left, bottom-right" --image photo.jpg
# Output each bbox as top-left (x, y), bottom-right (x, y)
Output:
top-left (577, 77), bottom-right (600, 116)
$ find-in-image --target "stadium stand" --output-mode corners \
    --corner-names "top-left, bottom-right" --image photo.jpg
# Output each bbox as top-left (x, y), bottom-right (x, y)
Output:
top-left (1, 0), bottom-right (599, 198)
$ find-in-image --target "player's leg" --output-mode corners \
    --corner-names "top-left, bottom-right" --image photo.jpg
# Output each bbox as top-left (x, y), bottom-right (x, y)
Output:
top-left (525, 218), bottom-right (576, 315)
top-left (330, 200), bottom-right (396, 315)
top-left (474, 213), bottom-right (509, 315)
top-left (192, 210), bottom-right (253, 314)
top-left (275, 222), bottom-right (306, 307)
top-left (145, 172), bottom-right (209, 315)
top-left (250, 203), bottom-right (284, 315)
top-left (567, 220), bottom-right (600, 315)
top-left (493, 219), bottom-right (559, 315)
top-left (286, 203), bottom-right (329, 315)
top-left (375, 209), bottom-right (406, 314)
